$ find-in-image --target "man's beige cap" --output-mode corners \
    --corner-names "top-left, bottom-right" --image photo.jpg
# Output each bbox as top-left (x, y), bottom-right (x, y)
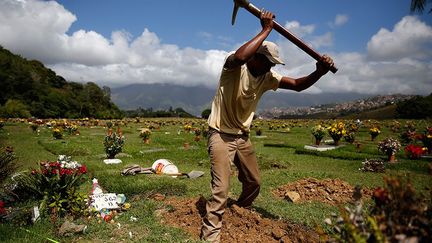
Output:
top-left (257, 41), bottom-right (285, 65)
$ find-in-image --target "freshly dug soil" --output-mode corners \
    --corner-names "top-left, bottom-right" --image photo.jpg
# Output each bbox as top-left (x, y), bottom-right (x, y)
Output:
top-left (158, 178), bottom-right (372, 242)
top-left (272, 177), bottom-right (373, 205)
top-left (159, 196), bottom-right (320, 243)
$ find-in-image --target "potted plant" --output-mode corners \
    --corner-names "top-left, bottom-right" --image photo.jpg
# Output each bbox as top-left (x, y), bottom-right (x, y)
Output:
top-left (327, 122), bottom-right (346, 146)
top-left (311, 125), bottom-right (326, 145)
top-left (377, 137), bottom-right (401, 162)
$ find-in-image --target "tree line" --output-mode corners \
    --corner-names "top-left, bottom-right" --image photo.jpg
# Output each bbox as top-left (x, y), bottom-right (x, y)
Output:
top-left (0, 46), bottom-right (122, 119)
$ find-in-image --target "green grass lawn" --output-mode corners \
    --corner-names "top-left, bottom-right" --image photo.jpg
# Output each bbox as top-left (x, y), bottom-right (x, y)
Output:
top-left (0, 118), bottom-right (431, 242)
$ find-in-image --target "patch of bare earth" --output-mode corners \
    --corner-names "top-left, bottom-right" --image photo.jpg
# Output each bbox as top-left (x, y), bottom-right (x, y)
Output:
top-left (272, 177), bottom-right (373, 205)
top-left (158, 196), bottom-right (320, 243)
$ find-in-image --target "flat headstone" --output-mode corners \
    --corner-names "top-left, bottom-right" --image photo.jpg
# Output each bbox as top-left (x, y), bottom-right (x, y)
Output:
top-left (140, 148), bottom-right (167, 153)
top-left (304, 144), bottom-right (343, 151)
top-left (103, 159), bottom-right (122, 164)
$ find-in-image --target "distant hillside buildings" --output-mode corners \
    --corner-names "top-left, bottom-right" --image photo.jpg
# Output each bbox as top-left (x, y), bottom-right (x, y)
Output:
top-left (259, 94), bottom-right (414, 119)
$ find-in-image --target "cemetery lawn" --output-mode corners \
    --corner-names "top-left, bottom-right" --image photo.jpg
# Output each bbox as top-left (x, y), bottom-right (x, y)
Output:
top-left (0, 118), bottom-right (431, 242)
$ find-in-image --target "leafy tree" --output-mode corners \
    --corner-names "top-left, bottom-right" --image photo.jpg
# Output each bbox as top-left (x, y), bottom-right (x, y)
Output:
top-left (0, 99), bottom-right (31, 118)
top-left (411, 0), bottom-right (432, 14)
top-left (201, 108), bottom-right (211, 119)
top-left (0, 46), bottom-right (123, 118)
top-left (396, 93), bottom-right (432, 119)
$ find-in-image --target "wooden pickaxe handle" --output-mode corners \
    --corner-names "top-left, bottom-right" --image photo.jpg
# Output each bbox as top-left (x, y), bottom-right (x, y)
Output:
top-left (233, 0), bottom-right (338, 73)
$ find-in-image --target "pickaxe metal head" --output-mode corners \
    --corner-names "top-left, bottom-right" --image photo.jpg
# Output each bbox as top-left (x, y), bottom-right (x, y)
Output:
top-left (229, 0), bottom-right (338, 73)
top-left (232, 0), bottom-right (250, 25)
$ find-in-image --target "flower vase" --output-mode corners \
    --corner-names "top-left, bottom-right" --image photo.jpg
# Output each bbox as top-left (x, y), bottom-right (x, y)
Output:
top-left (314, 138), bottom-right (322, 146)
top-left (334, 139), bottom-right (340, 146)
top-left (388, 154), bottom-right (396, 163)
top-left (371, 135), bottom-right (377, 141)
top-left (183, 142), bottom-right (190, 150)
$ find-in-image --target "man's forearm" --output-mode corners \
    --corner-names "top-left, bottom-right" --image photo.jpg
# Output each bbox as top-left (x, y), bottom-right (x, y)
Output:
top-left (279, 70), bottom-right (323, 92)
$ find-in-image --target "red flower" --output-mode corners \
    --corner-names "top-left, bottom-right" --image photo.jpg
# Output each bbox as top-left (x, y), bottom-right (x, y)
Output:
top-left (405, 144), bottom-right (425, 159)
top-left (31, 169), bottom-right (38, 175)
top-left (51, 169), bottom-right (58, 175)
top-left (0, 201), bottom-right (5, 215)
top-left (49, 161), bottom-right (61, 168)
top-left (79, 165), bottom-right (87, 174)
top-left (59, 168), bottom-right (73, 176)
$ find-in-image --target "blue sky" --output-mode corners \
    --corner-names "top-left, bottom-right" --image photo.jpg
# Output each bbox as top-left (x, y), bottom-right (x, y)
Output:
top-left (0, 0), bottom-right (431, 95)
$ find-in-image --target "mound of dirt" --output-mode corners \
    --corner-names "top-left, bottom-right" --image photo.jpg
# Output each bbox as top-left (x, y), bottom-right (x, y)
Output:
top-left (158, 197), bottom-right (320, 243)
top-left (272, 177), bottom-right (373, 205)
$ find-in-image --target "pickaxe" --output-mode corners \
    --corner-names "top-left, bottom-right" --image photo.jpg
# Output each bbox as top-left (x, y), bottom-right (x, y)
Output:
top-left (231, 0), bottom-right (338, 73)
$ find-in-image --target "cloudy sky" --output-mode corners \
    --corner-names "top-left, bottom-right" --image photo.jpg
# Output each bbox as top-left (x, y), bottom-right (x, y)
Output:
top-left (0, 0), bottom-right (431, 95)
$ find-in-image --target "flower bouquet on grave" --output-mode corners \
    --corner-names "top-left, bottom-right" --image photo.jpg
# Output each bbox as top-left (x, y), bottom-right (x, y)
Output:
top-left (377, 137), bottom-right (401, 162)
top-left (311, 125), bottom-right (326, 145)
top-left (104, 127), bottom-right (125, 159)
top-left (404, 144), bottom-right (427, 160)
top-left (139, 128), bottom-right (152, 144)
top-left (327, 122), bottom-right (346, 146)
top-left (369, 127), bottom-right (381, 141)
top-left (420, 127), bottom-right (432, 154)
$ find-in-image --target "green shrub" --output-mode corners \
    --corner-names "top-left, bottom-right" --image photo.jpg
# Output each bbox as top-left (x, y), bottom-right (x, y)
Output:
top-left (11, 156), bottom-right (88, 220)
top-left (325, 176), bottom-right (432, 242)
top-left (0, 147), bottom-right (17, 184)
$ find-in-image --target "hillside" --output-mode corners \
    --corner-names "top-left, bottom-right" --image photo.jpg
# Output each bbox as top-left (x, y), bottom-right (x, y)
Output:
top-left (0, 46), bottom-right (122, 118)
top-left (110, 84), bottom-right (371, 116)
top-left (262, 94), bottom-right (415, 119)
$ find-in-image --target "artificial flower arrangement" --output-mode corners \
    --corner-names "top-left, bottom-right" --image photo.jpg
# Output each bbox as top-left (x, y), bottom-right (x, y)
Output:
top-left (184, 124), bottom-right (192, 133)
top-left (420, 127), bottom-right (432, 153)
top-left (66, 124), bottom-right (79, 135)
top-left (194, 127), bottom-right (202, 142)
top-left (369, 127), bottom-right (381, 141)
top-left (104, 127), bottom-right (125, 159)
top-left (344, 132), bottom-right (356, 144)
top-left (377, 137), bottom-right (401, 161)
top-left (311, 124), bottom-right (326, 145)
top-left (399, 121), bottom-right (417, 144)
top-left (139, 128), bottom-right (152, 144)
top-left (404, 144), bottom-right (427, 160)
top-left (52, 127), bottom-right (63, 139)
top-left (327, 122), bottom-right (346, 145)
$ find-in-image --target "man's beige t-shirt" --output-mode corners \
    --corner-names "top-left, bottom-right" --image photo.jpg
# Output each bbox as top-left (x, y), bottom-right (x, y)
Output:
top-left (208, 57), bottom-right (282, 135)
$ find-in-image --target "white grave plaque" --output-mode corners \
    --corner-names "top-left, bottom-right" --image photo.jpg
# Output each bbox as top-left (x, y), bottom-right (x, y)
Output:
top-left (91, 193), bottom-right (119, 210)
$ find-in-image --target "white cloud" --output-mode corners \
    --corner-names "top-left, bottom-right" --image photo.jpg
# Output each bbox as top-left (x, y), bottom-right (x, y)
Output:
top-left (0, 0), bottom-right (431, 96)
top-left (333, 14), bottom-right (349, 27)
top-left (0, 0), bottom-right (227, 88)
top-left (274, 17), bottom-right (432, 95)
top-left (284, 21), bottom-right (315, 38)
top-left (367, 16), bottom-right (432, 61)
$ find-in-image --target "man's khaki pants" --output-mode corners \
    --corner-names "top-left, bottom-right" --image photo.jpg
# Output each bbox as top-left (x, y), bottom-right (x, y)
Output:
top-left (200, 130), bottom-right (261, 242)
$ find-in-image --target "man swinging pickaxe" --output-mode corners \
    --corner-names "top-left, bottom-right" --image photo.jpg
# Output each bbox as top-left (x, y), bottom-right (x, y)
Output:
top-left (231, 0), bottom-right (338, 73)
